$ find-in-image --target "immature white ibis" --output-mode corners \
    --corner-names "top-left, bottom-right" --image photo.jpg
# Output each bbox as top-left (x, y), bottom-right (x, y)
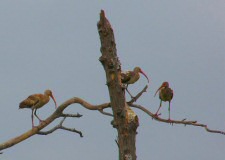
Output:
top-left (19, 90), bottom-right (57, 128)
top-left (154, 82), bottom-right (173, 120)
top-left (121, 67), bottom-right (149, 98)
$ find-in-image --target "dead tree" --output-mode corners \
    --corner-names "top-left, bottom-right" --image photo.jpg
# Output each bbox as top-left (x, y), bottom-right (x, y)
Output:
top-left (98, 10), bottom-right (139, 159)
top-left (0, 10), bottom-right (224, 160)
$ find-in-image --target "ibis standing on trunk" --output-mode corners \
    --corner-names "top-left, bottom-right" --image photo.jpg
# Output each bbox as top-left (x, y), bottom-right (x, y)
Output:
top-left (19, 89), bottom-right (57, 128)
top-left (154, 82), bottom-right (173, 120)
top-left (121, 67), bottom-right (149, 98)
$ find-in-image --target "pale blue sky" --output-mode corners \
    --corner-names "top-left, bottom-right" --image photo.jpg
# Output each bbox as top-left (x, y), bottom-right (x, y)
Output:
top-left (0, 1), bottom-right (225, 160)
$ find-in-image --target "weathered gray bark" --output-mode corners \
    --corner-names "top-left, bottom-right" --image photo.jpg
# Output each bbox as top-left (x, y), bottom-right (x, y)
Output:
top-left (97, 10), bottom-right (139, 160)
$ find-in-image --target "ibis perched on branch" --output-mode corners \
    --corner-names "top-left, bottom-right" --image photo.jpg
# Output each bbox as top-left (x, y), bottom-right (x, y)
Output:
top-left (19, 90), bottom-right (57, 128)
top-left (121, 67), bottom-right (149, 98)
top-left (154, 82), bottom-right (173, 120)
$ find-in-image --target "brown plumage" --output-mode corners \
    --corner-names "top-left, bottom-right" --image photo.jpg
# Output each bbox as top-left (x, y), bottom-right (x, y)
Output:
top-left (154, 82), bottom-right (173, 120)
top-left (121, 67), bottom-right (149, 97)
top-left (19, 90), bottom-right (57, 127)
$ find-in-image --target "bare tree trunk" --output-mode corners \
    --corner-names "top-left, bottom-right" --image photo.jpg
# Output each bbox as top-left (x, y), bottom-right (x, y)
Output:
top-left (97, 10), bottom-right (139, 160)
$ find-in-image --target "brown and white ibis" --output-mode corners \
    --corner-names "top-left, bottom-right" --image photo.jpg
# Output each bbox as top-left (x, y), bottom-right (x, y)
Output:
top-left (154, 82), bottom-right (173, 120)
top-left (121, 67), bottom-right (149, 98)
top-left (19, 89), bottom-right (57, 128)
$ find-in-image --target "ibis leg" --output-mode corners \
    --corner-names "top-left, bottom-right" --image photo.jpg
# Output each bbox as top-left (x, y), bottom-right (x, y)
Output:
top-left (125, 85), bottom-right (134, 99)
top-left (31, 109), bottom-right (34, 128)
top-left (168, 102), bottom-right (171, 120)
top-left (155, 101), bottom-right (162, 116)
top-left (34, 109), bottom-right (43, 123)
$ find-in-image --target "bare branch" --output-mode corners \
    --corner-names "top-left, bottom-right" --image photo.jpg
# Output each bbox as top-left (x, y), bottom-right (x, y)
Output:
top-left (57, 97), bottom-right (111, 112)
top-left (130, 104), bottom-right (225, 135)
top-left (0, 97), bottom-right (111, 151)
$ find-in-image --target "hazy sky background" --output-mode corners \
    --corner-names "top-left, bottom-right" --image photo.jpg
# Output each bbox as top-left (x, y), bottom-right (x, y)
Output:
top-left (0, 1), bottom-right (224, 160)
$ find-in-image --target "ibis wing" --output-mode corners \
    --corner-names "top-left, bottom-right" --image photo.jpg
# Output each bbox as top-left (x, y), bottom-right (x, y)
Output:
top-left (28, 95), bottom-right (40, 105)
top-left (170, 89), bottom-right (174, 100)
top-left (121, 71), bottom-right (132, 83)
top-left (19, 95), bottom-right (40, 109)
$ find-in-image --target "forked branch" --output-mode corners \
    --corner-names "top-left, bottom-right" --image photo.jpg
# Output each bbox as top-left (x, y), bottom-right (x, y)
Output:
top-left (38, 117), bottom-right (83, 137)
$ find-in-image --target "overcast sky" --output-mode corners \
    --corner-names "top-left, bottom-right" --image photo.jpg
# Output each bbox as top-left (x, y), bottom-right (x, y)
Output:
top-left (0, 1), bottom-right (225, 160)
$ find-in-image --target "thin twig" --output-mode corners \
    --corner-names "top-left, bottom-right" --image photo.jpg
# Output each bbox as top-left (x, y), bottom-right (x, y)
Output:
top-left (128, 85), bottom-right (148, 104)
top-left (38, 117), bottom-right (83, 137)
top-left (98, 109), bottom-right (113, 117)
top-left (115, 136), bottom-right (119, 148)
top-left (61, 113), bottom-right (83, 118)
top-left (60, 126), bottom-right (83, 137)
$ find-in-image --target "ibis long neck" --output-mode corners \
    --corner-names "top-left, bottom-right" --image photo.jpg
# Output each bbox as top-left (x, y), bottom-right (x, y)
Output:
top-left (131, 71), bottom-right (140, 83)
